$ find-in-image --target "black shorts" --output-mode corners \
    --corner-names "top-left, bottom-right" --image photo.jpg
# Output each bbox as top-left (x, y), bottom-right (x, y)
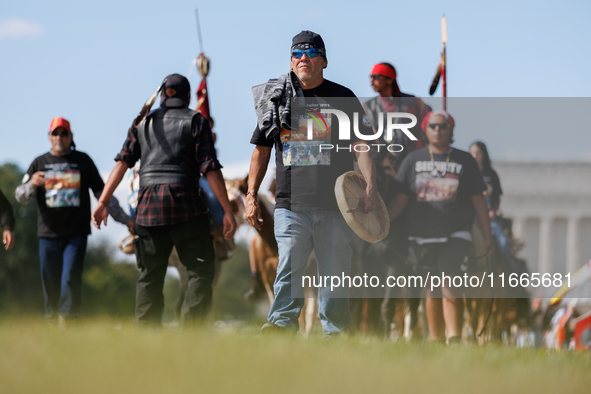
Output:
top-left (408, 238), bottom-right (471, 275)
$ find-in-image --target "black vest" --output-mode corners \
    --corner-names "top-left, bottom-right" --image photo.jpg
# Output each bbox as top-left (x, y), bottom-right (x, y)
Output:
top-left (137, 107), bottom-right (200, 187)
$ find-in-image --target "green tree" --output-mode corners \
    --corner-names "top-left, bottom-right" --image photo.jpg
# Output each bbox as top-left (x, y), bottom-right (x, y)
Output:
top-left (1, 162), bottom-right (255, 320)
top-left (210, 243), bottom-right (254, 319)
top-left (0, 162), bottom-right (140, 317)
top-left (82, 241), bottom-right (139, 317)
top-left (0, 163), bottom-right (43, 314)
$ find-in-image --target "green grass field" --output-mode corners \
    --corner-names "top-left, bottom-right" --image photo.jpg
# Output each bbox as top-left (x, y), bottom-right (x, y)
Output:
top-left (1, 318), bottom-right (590, 394)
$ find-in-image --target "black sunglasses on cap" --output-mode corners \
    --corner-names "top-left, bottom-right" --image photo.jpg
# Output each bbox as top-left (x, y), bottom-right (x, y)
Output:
top-left (50, 130), bottom-right (70, 137)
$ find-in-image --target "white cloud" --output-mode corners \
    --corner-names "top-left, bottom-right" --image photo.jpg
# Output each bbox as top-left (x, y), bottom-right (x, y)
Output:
top-left (0, 18), bottom-right (42, 41)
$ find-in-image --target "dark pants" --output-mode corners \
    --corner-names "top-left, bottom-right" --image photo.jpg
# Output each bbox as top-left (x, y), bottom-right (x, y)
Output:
top-left (38, 234), bottom-right (88, 319)
top-left (409, 238), bottom-right (472, 298)
top-left (134, 216), bottom-right (214, 324)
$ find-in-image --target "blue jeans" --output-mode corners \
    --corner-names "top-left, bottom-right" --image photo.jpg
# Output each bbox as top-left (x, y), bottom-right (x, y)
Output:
top-left (38, 235), bottom-right (88, 319)
top-left (268, 208), bottom-right (353, 337)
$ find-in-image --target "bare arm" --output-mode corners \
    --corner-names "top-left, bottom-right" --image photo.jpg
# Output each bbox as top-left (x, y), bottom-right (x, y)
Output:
top-left (91, 161), bottom-right (128, 229)
top-left (489, 195), bottom-right (501, 219)
top-left (92, 185), bottom-right (130, 223)
top-left (205, 169), bottom-right (237, 239)
top-left (387, 193), bottom-right (409, 222)
top-left (246, 146), bottom-right (272, 230)
top-left (3, 229), bottom-right (14, 250)
top-left (472, 194), bottom-right (492, 253)
top-left (353, 142), bottom-right (378, 212)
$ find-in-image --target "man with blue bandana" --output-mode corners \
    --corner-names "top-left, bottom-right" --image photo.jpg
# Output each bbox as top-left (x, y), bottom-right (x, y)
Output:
top-left (247, 31), bottom-right (378, 337)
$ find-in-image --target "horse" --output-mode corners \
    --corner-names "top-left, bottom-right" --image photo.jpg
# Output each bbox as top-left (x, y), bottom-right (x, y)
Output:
top-left (465, 219), bottom-right (531, 344)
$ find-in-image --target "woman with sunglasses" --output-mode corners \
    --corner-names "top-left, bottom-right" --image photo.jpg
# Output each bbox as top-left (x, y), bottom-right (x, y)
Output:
top-left (387, 111), bottom-right (492, 344)
top-left (469, 142), bottom-right (501, 218)
top-left (353, 63), bottom-right (433, 338)
top-left (15, 117), bottom-right (133, 326)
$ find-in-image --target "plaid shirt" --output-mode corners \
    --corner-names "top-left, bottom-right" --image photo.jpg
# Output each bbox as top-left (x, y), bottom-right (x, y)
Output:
top-left (115, 109), bottom-right (221, 227)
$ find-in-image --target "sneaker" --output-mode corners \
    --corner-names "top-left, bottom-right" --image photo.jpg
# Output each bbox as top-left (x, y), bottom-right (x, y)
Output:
top-left (260, 322), bottom-right (287, 335)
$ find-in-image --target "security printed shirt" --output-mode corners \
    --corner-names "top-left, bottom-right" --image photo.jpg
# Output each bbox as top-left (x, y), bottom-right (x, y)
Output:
top-left (396, 147), bottom-right (486, 239)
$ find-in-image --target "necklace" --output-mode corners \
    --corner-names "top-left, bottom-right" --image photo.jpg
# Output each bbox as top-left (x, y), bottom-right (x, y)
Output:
top-left (428, 147), bottom-right (452, 177)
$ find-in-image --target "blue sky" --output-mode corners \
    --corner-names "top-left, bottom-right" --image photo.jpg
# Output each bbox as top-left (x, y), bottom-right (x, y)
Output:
top-left (2, 0), bottom-right (591, 174)
top-left (2, 0), bottom-right (590, 252)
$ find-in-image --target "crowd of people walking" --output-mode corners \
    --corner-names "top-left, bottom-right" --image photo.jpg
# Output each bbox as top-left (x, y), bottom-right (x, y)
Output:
top-left (0, 30), bottom-right (533, 345)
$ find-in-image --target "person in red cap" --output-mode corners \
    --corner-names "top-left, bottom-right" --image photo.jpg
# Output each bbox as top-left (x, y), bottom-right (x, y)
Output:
top-left (387, 110), bottom-right (492, 345)
top-left (352, 63), bottom-right (432, 337)
top-left (15, 117), bottom-right (133, 325)
top-left (364, 62), bottom-right (432, 168)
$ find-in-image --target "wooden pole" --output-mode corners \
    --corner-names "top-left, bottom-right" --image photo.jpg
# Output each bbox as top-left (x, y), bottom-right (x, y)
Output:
top-left (441, 15), bottom-right (447, 111)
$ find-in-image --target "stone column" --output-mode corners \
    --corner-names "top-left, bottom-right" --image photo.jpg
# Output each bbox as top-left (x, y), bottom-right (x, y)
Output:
top-left (566, 216), bottom-right (580, 274)
top-left (538, 217), bottom-right (553, 275)
top-left (512, 217), bottom-right (525, 239)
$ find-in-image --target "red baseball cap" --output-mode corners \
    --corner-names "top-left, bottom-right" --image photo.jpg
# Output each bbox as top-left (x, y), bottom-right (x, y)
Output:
top-left (421, 110), bottom-right (455, 131)
top-left (49, 117), bottom-right (71, 133)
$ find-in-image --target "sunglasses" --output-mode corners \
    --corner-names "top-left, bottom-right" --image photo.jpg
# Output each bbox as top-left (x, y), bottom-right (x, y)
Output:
top-left (370, 74), bottom-right (384, 80)
top-left (291, 48), bottom-right (324, 59)
top-left (50, 130), bottom-right (70, 137)
top-left (428, 123), bottom-right (449, 130)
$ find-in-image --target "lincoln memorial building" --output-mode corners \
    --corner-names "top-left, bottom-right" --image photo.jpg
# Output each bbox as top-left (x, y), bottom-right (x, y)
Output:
top-left (496, 162), bottom-right (591, 279)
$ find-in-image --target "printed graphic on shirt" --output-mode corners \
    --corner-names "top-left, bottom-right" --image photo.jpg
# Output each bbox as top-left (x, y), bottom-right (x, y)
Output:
top-left (281, 106), bottom-right (332, 166)
top-left (44, 170), bottom-right (81, 207)
top-left (414, 160), bottom-right (463, 202)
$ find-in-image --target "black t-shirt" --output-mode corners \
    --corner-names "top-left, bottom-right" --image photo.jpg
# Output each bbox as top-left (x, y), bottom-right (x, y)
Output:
top-left (382, 176), bottom-right (409, 250)
top-left (25, 151), bottom-right (105, 238)
top-left (250, 79), bottom-right (372, 211)
top-left (481, 167), bottom-right (502, 211)
top-left (396, 147), bottom-right (486, 238)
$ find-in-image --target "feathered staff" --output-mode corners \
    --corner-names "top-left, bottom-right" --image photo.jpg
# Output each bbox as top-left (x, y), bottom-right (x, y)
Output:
top-left (192, 9), bottom-right (211, 121)
top-left (195, 53), bottom-right (211, 119)
top-left (133, 79), bottom-right (167, 127)
top-left (429, 15), bottom-right (447, 111)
